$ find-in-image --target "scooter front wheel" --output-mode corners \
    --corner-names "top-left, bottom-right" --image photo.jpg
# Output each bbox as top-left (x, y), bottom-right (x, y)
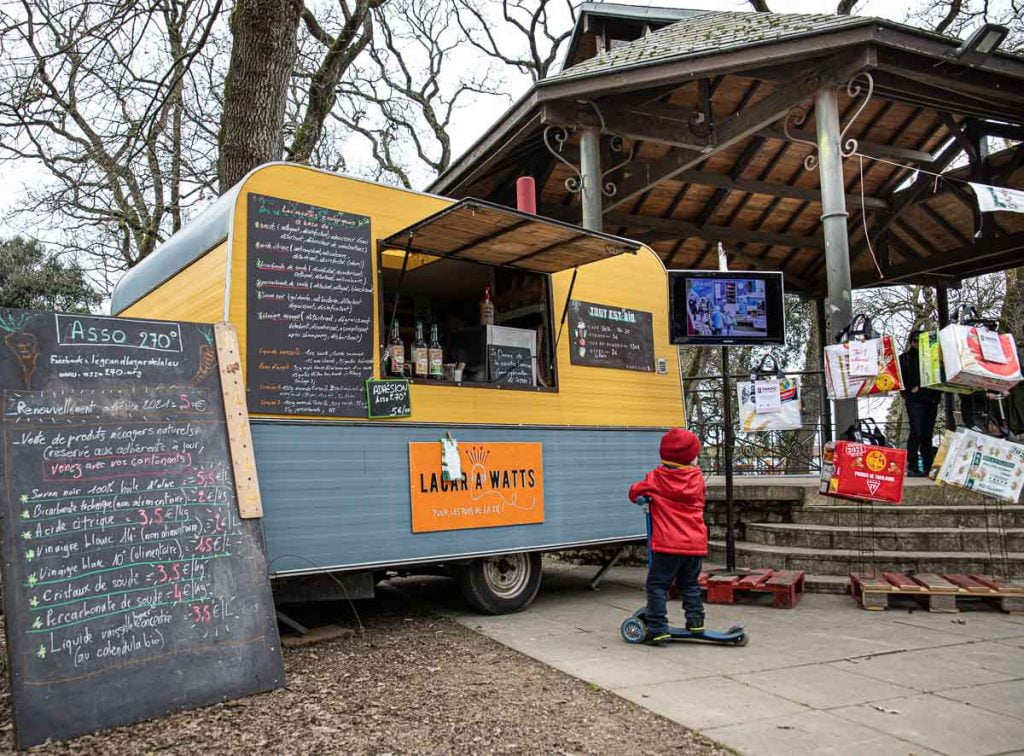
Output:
top-left (621, 616), bottom-right (647, 644)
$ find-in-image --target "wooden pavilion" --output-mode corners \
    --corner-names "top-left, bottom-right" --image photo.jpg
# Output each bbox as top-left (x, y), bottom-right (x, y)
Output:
top-left (433, 4), bottom-right (1024, 292)
top-left (430, 3), bottom-right (1024, 430)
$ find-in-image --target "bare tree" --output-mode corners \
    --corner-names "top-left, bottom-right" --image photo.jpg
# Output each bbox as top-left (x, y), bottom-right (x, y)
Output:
top-left (332, 0), bottom-right (505, 188)
top-left (0, 0), bottom-right (224, 289)
top-left (907, 0), bottom-right (1023, 52)
top-left (453, 0), bottom-right (579, 81)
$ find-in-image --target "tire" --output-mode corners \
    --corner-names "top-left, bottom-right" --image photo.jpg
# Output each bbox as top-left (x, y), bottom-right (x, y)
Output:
top-left (458, 552), bottom-right (542, 614)
top-left (620, 617), bottom-right (647, 644)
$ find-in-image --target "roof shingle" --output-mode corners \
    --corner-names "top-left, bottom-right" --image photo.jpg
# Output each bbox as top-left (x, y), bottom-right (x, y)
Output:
top-left (549, 10), bottom-right (871, 80)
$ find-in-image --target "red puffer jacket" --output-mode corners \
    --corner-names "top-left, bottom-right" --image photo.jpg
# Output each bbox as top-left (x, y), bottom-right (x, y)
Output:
top-left (628, 465), bottom-right (708, 555)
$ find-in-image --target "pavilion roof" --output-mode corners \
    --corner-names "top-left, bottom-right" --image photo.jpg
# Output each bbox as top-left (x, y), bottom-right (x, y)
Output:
top-left (431, 8), bottom-right (1024, 295)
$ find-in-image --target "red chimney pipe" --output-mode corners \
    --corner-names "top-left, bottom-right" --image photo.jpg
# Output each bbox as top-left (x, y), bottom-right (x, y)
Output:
top-left (516, 176), bottom-right (537, 214)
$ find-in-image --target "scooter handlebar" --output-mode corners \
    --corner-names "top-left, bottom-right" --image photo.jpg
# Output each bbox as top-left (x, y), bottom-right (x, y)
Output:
top-left (635, 495), bottom-right (651, 507)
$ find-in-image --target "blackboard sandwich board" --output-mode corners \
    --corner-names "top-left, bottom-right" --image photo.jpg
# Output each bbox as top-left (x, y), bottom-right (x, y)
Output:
top-left (366, 378), bottom-right (411, 418)
top-left (0, 308), bottom-right (284, 749)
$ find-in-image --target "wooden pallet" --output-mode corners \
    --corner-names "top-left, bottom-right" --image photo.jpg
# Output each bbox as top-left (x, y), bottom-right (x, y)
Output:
top-left (697, 568), bottom-right (805, 608)
top-left (850, 572), bottom-right (1024, 614)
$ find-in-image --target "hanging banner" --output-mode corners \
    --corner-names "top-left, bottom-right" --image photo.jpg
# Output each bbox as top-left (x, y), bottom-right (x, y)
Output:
top-left (969, 183), bottom-right (1024, 214)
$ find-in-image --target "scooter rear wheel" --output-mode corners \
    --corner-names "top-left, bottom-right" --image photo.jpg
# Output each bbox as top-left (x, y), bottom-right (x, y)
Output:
top-left (621, 616), bottom-right (647, 644)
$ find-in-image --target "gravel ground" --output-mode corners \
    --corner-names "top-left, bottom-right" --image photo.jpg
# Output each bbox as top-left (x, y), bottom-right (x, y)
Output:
top-left (0, 582), bottom-right (727, 755)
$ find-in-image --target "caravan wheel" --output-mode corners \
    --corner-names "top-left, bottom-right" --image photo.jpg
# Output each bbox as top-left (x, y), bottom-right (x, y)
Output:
top-left (458, 552), bottom-right (542, 614)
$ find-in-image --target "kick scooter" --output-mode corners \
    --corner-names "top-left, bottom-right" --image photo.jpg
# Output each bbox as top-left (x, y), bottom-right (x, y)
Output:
top-left (620, 496), bottom-right (749, 646)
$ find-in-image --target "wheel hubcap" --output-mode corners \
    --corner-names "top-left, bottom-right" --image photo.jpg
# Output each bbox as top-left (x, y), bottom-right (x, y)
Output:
top-left (481, 553), bottom-right (530, 599)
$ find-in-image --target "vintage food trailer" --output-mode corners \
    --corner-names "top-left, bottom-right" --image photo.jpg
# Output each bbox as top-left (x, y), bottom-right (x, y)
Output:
top-left (110, 163), bottom-right (684, 612)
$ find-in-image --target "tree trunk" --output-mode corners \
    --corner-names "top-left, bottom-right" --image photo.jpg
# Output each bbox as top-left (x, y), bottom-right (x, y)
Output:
top-left (217, 0), bottom-right (304, 192)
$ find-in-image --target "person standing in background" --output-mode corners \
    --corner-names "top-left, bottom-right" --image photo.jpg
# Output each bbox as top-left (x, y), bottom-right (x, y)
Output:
top-left (899, 333), bottom-right (941, 476)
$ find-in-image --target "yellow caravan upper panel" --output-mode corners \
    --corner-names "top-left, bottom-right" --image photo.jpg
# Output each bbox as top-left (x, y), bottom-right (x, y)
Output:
top-left (118, 163), bottom-right (683, 428)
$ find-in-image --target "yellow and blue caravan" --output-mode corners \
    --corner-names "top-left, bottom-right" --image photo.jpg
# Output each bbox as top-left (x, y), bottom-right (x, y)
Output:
top-left (111, 163), bottom-right (684, 612)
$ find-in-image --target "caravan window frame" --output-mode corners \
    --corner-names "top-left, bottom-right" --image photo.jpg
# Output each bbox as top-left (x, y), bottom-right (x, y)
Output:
top-left (374, 248), bottom-right (561, 393)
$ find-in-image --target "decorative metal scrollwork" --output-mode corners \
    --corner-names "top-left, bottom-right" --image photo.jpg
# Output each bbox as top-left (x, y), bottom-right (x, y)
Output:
top-left (782, 71), bottom-right (875, 172)
top-left (541, 99), bottom-right (637, 197)
top-left (839, 72), bottom-right (874, 159)
top-left (543, 125), bottom-right (582, 193)
top-left (600, 135), bottom-right (635, 197)
top-left (783, 105), bottom-right (820, 171)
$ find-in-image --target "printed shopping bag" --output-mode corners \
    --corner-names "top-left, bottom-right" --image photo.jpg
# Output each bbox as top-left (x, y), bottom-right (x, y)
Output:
top-left (938, 324), bottom-right (1022, 393)
top-left (919, 330), bottom-right (976, 394)
top-left (824, 315), bottom-right (904, 399)
top-left (736, 355), bottom-right (802, 431)
top-left (819, 440), bottom-right (907, 504)
top-left (934, 428), bottom-right (1024, 503)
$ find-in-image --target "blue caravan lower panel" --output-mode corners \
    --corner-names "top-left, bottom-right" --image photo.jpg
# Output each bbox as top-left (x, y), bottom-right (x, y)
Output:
top-left (251, 422), bottom-right (659, 576)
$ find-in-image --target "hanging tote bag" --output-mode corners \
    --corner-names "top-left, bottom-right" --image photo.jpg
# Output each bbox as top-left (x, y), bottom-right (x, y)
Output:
top-left (937, 309), bottom-right (1022, 393)
top-left (824, 314), bottom-right (904, 399)
top-left (736, 355), bottom-right (802, 431)
top-left (819, 424), bottom-right (908, 504)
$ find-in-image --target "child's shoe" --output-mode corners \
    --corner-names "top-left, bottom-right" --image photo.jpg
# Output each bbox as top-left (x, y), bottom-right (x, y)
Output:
top-left (685, 621), bottom-right (705, 635)
top-left (647, 632), bottom-right (671, 646)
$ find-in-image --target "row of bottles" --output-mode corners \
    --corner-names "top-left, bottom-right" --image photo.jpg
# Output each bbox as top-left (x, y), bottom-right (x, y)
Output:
top-left (388, 320), bottom-right (443, 379)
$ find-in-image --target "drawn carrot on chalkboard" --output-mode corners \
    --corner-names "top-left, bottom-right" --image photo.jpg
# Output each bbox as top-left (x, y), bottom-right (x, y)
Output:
top-left (0, 311), bottom-right (39, 388)
top-left (191, 326), bottom-right (217, 385)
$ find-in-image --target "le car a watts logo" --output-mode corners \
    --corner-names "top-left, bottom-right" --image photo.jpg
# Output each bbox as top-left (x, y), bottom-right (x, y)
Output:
top-left (408, 442), bottom-right (545, 533)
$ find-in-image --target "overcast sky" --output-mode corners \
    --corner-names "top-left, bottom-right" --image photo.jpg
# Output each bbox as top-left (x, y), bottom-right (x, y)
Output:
top-left (0, 0), bottom-right (939, 244)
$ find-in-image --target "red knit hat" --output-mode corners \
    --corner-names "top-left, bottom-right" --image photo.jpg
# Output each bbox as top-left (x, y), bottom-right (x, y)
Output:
top-left (660, 428), bottom-right (701, 466)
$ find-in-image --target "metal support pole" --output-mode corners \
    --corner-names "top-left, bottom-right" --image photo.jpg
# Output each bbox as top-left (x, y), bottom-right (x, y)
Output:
top-left (721, 345), bottom-right (736, 572)
top-left (814, 86), bottom-right (857, 437)
top-left (579, 126), bottom-right (603, 231)
top-left (936, 285), bottom-right (956, 430)
top-left (814, 298), bottom-right (834, 443)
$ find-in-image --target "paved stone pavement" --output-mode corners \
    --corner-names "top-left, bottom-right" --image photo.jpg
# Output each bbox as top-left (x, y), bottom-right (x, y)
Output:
top-left (453, 565), bottom-right (1024, 756)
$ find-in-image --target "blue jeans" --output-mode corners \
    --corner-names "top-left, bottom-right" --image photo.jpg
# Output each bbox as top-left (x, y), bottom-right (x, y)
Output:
top-left (645, 551), bottom-right (704, 634)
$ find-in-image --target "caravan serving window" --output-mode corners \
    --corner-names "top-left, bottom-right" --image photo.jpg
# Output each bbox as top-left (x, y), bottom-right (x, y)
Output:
top-left (379, 256), bottom-right (557, 390)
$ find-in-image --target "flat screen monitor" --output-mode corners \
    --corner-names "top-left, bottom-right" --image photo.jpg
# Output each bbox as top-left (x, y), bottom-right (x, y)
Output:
top-left (668, 270), bottom-right (786, 346)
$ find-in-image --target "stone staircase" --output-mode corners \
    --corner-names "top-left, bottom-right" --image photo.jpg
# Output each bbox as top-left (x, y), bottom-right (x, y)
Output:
top-left (705, 476), bottom-right (1024, 592)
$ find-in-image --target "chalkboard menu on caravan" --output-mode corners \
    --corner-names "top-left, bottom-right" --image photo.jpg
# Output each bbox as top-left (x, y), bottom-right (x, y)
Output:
top-left (568, 299), bottom-right (655, 372)
top-left (247, 193), bottom-right (373, 416)
top-left (0, 308), bottom-right (283, 748)
top-left (488, 345), bottom-right (534, 387)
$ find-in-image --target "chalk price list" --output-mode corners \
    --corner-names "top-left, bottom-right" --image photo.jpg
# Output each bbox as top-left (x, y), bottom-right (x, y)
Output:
top-left (247, 193), bottom-right (374, 417)
top-left (4, 389), bottom-right (249, 679)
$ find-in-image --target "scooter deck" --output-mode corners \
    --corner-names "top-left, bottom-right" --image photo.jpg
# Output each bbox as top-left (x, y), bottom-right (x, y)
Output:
top-left (621, 609), bottom-right (748, 645)
top-left (661, 626), bottom-right (745, 643)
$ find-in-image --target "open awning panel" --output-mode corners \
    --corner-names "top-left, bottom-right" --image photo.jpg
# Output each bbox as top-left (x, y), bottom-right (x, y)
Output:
top-left (380, 198), bottom-right (641, 274)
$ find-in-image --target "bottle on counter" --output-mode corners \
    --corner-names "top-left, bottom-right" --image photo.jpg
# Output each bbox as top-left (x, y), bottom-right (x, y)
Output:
top-left (428, 324), bottom-right (443, 380)
top-left (387, 320), bottom-right (405, 377)
top-left (480, 285), bottom-right (495, 326)
top-left (412, 320), bottom-right (428, 378)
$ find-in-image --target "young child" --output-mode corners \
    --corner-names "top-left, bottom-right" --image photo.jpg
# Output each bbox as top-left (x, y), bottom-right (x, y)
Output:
top-left (628, 427), bottom-right (707, 644)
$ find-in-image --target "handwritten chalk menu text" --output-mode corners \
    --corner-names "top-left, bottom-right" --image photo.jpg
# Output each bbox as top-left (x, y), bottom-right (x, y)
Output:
top-left (488, 345), bottom-right (534, 387)
top-left (0, 308), bottom-right (283, 749)
top-left (568, 299), bottom-right (655, 372)
top-left (366, 378), bottom-right (411, 418)
top-left (247, 193), bottom-right (373, 416)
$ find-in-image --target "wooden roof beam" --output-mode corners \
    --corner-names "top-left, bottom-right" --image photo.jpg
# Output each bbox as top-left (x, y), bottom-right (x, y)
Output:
top-left (540, 101), bottom-right (710, 150)
top-left (605, 211), bottom-right (825, 251)
top-left (759, 125), bottom-right (935, 165)
top-left (854, 231), bottom-right (1024, 286)
top-left (848, 136), bottom-right (963, 260)
top-left (607, 51), bottom-right (875, 211)
top-left (674, 169), bottom-right (887, 210)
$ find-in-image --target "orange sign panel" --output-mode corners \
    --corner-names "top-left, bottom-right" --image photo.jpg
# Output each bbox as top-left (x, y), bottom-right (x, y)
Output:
top-left (409, 442), bottom-right (545, 533)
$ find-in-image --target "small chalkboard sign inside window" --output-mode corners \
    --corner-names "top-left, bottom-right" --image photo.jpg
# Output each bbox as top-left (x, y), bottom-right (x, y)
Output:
top-left (366, 378), bottom-right (412, 418)
top-left (488, 345), bottom-right (534, 387)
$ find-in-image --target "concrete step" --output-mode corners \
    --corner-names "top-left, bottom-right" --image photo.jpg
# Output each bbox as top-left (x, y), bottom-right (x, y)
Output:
top-left (708, 539), bottom-right (1024, 577)
top-left (801, 481), bottom-right (1004, 507)
top-left (745, 522), bottom-right (1024, 552)
top-left (792, 505), bottom-right (1024, 529)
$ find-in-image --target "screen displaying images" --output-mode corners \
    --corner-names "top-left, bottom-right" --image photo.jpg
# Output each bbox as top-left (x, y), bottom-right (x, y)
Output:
top-left (668, 270), bottom-right (785, 346)
top-left (684, 277), bottom-right (768, 338)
